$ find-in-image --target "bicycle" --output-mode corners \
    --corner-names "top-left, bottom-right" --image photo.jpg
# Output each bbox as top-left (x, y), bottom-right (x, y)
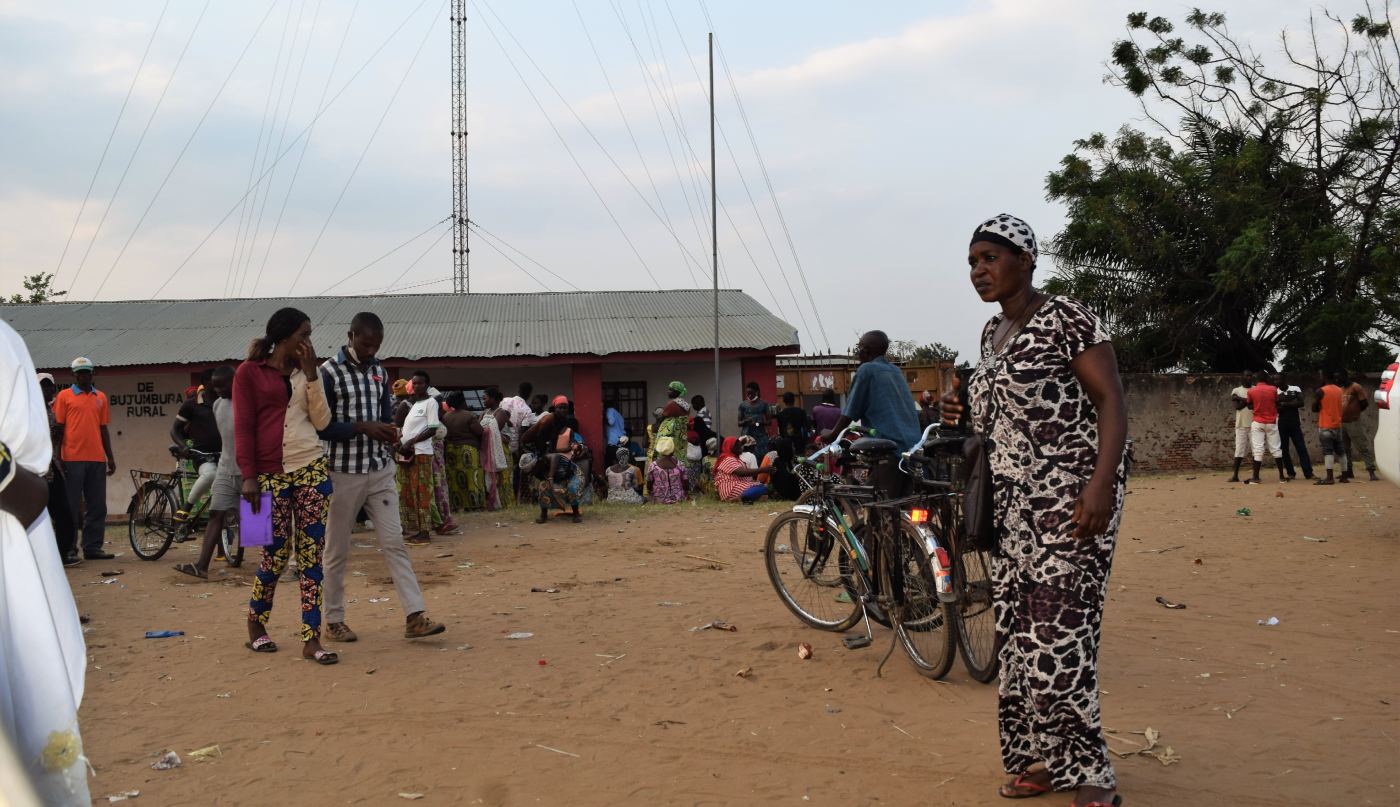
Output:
top-left (900, 424), bottom-right (999, 683)
top-left (765, 425), bottom-right (957, 679)
top-left (126, 446), bottom-right (242, 565)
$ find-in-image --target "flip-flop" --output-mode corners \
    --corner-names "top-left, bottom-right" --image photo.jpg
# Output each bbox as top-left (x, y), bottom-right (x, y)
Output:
top-left (303, 649), bottom-right (338, 665)
top-left (245, 636), bottom-right (278, 653)
top-left (172, 562), bottom-right (207, 580)
top-left (999, 772), bottom-right (1052, 799)
top-left (1070, 797), bottom-right (1121, 807)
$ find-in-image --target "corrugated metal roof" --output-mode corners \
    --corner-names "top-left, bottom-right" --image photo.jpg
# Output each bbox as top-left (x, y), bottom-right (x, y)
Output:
top-left (1, 290), bottom-right (800, 370)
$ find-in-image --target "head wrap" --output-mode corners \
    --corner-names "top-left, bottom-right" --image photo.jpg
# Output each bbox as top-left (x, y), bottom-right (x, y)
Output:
top-left (970, 213), bottom-right (1038, 265)
top-left (655, 436), bottom-right (676, 456)
top-left (392, 379), bottom-right (410, 397)
top-left (551, 394), bottom-right (569, 408)
top-left (705, 436), bottom-right (718, 454)
top-left (721, 436), bottom-right (739, 456)
top-left (667, 380), bottom-right (687, 397)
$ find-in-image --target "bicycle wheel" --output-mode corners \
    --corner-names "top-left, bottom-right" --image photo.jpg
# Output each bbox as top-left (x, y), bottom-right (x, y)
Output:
top-left (891, 521), bottom-right (956, 680)
top-left (221, 521), bottom-right (244, 568)
top-left (128, 483), bottom-right (177, 561)
top-left (765, 510), bottom-right (862, 631)
top-left (952, 542), bottom-right (999, 682)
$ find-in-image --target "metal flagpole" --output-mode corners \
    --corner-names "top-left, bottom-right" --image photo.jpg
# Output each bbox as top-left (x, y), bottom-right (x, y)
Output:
top-left (710, 32), bottom-right (720, 439)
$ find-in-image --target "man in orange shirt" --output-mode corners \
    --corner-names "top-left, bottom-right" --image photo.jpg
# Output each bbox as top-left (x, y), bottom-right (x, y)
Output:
top-left (51, 357), bottom-right (117, 559)
top-left (1312, 372), bottom-right (1346, 485)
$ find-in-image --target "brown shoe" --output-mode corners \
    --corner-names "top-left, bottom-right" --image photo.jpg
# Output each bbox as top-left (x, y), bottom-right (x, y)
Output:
top-left (405, 612), bottom-right (446, 639)
top-left (326, 622), bottom-right (359, 642)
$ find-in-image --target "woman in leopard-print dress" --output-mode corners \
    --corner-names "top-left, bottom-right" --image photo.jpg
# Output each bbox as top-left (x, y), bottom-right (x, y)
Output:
top-left (945, 215), bottom-right (1128, 807)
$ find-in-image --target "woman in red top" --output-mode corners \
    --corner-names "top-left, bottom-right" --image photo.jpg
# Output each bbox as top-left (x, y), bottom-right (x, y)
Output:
top-left (713, 437), bottom-right (767, 503)
top-left (233, 308), bottom-right (337, 664)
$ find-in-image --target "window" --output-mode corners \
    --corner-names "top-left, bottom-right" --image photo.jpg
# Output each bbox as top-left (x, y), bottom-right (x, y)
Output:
top-left (436, 387), bottom-right (490, 412)
top-left (602, 381), bottom-right (648, 441)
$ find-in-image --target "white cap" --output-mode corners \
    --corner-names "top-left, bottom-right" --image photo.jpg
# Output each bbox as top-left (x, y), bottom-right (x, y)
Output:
top-left (36, 372), bottom-right (54, 384)
top-left (71, 357), bottom-right (95, 372)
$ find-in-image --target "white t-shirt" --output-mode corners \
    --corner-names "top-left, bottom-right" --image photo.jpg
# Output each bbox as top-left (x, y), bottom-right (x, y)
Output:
top-left (0, 319), bottom-right (91, 804)
top-left (400, 398), bottom-right (441, 456)
top-left (1230, 386), bottom-right (1251, 429)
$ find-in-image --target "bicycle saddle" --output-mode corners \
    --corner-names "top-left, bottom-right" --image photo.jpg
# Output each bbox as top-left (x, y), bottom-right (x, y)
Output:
top-left (848, 437), bottom-right (898, 456)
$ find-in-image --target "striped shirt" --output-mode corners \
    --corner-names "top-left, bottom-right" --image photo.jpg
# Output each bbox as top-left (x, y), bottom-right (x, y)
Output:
top-left (318, 347), bottom-right (393, 474)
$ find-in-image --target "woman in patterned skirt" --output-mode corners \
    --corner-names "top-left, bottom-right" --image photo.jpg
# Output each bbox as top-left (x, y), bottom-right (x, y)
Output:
top-left (234, 307), bottom-right (338, 665)
top-left (942, 214), bottom-right (1128, 807)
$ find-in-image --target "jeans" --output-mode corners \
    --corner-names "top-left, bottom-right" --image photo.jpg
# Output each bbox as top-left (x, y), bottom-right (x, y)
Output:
top-left (63, 460), bottom-right (108, 555)
top-left (48, 469), bottom-right (77, 559)
top-left (1279, 421), bottom-right (1312, 477)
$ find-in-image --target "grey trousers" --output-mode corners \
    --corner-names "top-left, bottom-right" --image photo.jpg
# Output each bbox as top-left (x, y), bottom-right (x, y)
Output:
top-left (64, 461), bottom-right (108, 555)
top-left (323, 466), bottom-right (426, 624)
top-left (1342, 420), bottom-right (1376, 472)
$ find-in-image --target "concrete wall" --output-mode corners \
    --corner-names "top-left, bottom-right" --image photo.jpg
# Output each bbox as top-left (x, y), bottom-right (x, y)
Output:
top-left (1124, 373), bottom-right (1380, 473)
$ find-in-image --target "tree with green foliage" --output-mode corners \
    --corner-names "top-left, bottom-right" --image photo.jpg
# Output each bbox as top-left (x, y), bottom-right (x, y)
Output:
top-left (1045, 5), bottom-right (1398, 372)
top-left (7, 272), bottom-right (67, 304)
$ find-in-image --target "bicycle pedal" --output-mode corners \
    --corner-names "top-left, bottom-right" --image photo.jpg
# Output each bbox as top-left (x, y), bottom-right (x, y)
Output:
top-left (842, 635), bottom-right (873, 650)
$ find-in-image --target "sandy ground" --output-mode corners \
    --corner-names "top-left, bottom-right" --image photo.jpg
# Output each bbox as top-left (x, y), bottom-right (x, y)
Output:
top-left (69, 475), bottom-right (1398, 806)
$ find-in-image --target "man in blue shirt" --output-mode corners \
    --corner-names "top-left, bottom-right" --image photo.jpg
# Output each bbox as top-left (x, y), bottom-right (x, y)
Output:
top-left (820, 330), bottom-right (922, 452)
top-left (604, 397), bottom-right (626, 447)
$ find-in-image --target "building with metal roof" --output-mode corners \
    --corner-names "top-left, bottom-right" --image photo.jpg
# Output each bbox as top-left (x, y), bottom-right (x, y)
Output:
top-left (4, 290), bottom-right (798, 515)
top-left (1, 289), bottom-right (798, 370)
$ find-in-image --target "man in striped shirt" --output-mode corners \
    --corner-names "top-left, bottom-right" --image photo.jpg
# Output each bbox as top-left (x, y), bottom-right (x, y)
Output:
top-left (318, 312), bottom-right (445, 642)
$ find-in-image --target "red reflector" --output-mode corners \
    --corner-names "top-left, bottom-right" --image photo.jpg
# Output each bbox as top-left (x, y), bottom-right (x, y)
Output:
top-left (934, 547), bottom-right (950, 569)
top-left (908, 508), bottom-right (930, 523)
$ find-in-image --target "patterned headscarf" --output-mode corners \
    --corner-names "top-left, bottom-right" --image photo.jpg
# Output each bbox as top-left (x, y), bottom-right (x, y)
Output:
top-left (655, 436), bottom-right (676, 456)
top-left (667, 380), bottom-right (687, 397)
top-left (970, 213), bottom-right (1038, 265)
top-left (391, 379), bottom-right (410, 398)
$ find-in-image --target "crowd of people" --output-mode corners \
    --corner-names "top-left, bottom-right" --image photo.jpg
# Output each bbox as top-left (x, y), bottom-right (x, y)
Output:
top-left (6, 210), bottom-right (1390, 806)
top-left (1229, 369), bottom-right (1379, 484)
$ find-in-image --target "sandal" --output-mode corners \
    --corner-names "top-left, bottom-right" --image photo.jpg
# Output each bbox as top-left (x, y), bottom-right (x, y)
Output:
top-left (999, 771), bottom-right (1052, 799)
top-left (304, 649), bottom-right (339, 665)
top-left (173, 562), bottom-right (208, 580)
top-left (1070, 797), bottom-right (1121, 807)
top-left (245, 635), bottom-right (278, 653)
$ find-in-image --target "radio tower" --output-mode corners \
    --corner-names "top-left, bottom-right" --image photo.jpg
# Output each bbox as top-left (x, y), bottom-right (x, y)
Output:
top-left (450, 0), bottom-right (469, 293)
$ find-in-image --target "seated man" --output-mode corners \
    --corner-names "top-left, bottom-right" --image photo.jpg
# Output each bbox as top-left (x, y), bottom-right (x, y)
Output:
top-left (820, 330), bottom-right (923, 452)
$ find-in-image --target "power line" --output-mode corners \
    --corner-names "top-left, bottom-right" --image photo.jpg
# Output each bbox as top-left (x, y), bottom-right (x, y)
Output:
top-left (250, 0), bottom-right (360, 296)
top-left (468, 225), bottom-right (551, 291)
top-left (235, 0), bottom-right (319, 296)
top-left (67, 0), bottom-right (210, 297)
top-left (88, 1), bottom-right (275, 300)
top-left (316, 216), bottom-right (450, 295)
top-left (285, 0), bottom-right (443, 295)
top-left (700, 6), bottom-right (831, 351)
top-left (147, 0), bottom-right (438, 298)
top-left (375, 225), bottom-right (453, 294)
top-left (53, 0), bottom-right (171, 286)
top-left (383, 274), bottom-right (455, 293)
top-left (572, 0), bottom-right (699, 288)
top-left (472, 2), bottom-right (662, 290)
top-left (479, 0), bottom-right (709, 285)
top-left (468, 220), bottom-right (575, 290)
top-left (225, 0), bottom-right (298, 297)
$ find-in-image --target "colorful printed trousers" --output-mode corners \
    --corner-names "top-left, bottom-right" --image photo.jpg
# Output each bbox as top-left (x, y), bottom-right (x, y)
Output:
top-left (431, 435), bottom-right (453, 527)
top-left (397, 455), bottom-right (434, 534)
top-left (248, 457), bottom-right (332, 642)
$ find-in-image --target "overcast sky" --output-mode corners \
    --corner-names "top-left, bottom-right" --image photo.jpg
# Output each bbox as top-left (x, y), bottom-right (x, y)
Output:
top-left (0, 0), bottom-right (1342, 359)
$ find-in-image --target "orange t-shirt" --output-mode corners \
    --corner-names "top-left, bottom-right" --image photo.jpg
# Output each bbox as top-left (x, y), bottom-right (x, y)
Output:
top-left (52, 386), bottom-right (111, 462)
top-left (1317, 384), bottom-right (1343, 430)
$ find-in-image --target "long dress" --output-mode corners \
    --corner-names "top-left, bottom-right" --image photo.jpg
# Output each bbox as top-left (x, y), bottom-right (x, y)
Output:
top-left (480, 411), bottom-right (511, 510)
top-left (0, 319), bottom-right (91, 805)
top-left (966, 295), bottom-right (1125, 793)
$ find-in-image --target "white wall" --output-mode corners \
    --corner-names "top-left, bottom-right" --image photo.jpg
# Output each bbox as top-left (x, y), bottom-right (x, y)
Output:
top-left (96, 371), bottom-right (192, 517)
top-left (601, 360), bottom-right (744, 438)
top-left (423, 365), bottom-right (574, 401)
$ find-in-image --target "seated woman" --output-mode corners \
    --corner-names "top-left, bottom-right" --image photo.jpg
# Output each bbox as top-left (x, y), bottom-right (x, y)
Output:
top-left (605, 445), bottom-right (644, 504)
top-left (647, 437), bottom-right (689, 504)
top-left (714, 437), bottom-right (768, 504)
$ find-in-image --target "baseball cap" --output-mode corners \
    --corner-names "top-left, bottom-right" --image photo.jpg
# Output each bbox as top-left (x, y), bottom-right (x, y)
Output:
top-left (71, 357), bottom-right (95, 372)
top-left (36, 372), bottom-right (55, 385)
